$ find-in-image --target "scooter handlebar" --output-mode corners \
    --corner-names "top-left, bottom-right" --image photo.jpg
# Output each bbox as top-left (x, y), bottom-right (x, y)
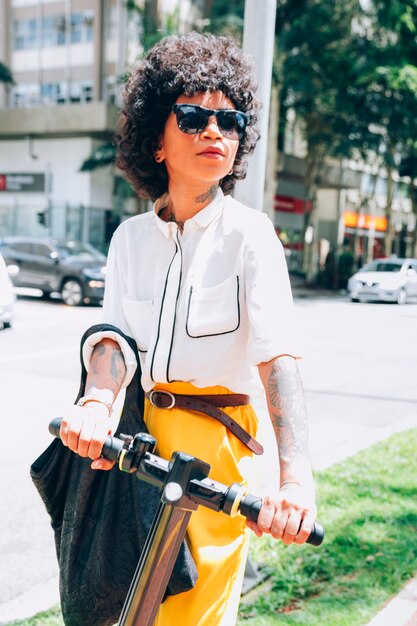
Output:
top-left (49, 417), bottom-right (324, 545)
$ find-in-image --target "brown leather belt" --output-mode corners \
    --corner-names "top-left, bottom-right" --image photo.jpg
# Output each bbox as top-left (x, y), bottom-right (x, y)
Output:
top-left (145, 390), bottom-right (264, 456)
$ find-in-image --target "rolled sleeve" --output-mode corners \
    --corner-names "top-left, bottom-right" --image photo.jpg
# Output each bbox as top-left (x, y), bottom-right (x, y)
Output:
top-left (82, 330), bottom-right (137, 388)
top-left (82, 230), bottom-right (137, 388)
top-left (244, 214), bottom-right (301, 366)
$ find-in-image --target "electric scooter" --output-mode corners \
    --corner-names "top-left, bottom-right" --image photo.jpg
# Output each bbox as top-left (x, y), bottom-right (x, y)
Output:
top-left (49, 417), bottom-right (324, 626)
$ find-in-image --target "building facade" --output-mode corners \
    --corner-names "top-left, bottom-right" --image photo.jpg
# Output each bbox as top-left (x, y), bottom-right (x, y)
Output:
top-left (0, 0), bottom-right (206, 248)
top-left (274, 112), bottom-right (415, 279)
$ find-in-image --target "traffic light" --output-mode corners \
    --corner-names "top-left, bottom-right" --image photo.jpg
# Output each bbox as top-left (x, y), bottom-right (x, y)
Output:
top-left (37, 211), bottom-right (46, 226)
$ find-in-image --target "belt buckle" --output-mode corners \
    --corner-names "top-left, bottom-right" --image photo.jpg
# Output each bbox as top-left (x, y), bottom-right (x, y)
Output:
top-left (149, 390), bottom-right (176, 409)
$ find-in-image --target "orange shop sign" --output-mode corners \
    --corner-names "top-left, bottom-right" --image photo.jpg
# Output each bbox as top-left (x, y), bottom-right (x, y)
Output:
top-left (343, 211), bottom-right (387, 232)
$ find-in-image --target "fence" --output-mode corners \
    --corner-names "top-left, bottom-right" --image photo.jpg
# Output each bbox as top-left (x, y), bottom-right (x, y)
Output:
top-left (0, 202), bottom-right (119, 251)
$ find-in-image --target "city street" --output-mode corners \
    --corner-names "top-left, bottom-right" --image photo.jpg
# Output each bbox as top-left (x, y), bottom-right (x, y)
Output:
top-left (1, 292), bottom-right (416, 623)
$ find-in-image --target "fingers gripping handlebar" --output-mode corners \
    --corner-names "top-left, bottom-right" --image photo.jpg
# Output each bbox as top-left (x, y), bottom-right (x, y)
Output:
top-left (49, 418), bottom-right (324, 546)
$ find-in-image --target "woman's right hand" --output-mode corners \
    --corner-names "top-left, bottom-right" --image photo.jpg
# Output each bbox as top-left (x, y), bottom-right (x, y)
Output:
top-left (60, 402), bottom-right (115, 471)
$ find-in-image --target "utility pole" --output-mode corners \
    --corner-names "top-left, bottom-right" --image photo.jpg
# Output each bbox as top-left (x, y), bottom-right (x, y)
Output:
top-left (234, 0), bottom-right (277, 215)
top-left (237, 1), bottom-right (278, 591)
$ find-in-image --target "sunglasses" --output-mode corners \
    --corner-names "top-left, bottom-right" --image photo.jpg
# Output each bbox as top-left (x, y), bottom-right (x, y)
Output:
top-left (172, 103), bottom-right (249, 140)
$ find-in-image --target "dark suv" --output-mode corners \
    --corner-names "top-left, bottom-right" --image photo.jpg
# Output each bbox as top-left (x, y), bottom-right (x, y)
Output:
top-left (0, 236), bottom-right (106, 306)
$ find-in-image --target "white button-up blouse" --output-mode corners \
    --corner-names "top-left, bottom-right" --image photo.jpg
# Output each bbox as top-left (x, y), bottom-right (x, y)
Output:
top-left (83, 189), bottom-right (300, 397)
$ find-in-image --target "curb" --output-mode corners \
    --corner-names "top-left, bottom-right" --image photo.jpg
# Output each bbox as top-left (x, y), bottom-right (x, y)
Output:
top-left (366, 577), bottom-right (417, 626)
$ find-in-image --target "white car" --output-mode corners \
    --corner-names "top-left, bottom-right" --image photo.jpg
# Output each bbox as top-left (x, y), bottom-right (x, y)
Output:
top-left (0, 253), bottom-right (18, 328)
top-left (348, 257), bottom-right (417, 304)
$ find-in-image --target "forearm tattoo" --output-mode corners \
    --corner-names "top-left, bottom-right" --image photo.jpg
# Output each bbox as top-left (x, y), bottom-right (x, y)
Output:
top-left (91, 343), bottom-right (106, 375)
top-left (110, 349), bottom-right (126, 383)
top-left (86, 341), bottom-right (126, 397)
top-left (266, 360), bottom-right (309, 465)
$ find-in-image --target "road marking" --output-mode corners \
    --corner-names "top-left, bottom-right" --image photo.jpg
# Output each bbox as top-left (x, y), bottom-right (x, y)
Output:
top-left (0, 346), bottom-right (76, 364)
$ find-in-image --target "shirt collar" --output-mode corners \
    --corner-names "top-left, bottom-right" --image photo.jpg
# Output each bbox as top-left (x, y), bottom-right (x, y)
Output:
top-left (153, 188), bottom-right (224, 238)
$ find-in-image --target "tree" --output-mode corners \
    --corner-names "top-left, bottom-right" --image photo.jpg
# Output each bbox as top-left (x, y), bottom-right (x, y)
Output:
top-left (354, 0), bottom-right (417, 256)
top-left (276, 0), bottom-right (368, 278)
top-left (275, 0), bottom-right (417, 276)
top-left (202, 0), bottom-right (244, 39)
top-left (0, 61), bottom-right (14, 85)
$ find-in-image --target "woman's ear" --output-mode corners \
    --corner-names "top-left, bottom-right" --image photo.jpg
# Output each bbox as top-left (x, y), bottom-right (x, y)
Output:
top-left (154, 142), bottom-right (165, 164)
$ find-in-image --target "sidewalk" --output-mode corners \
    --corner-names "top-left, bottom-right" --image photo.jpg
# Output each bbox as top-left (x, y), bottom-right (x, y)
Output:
top-left (290, 273), bottom-right (348, 300)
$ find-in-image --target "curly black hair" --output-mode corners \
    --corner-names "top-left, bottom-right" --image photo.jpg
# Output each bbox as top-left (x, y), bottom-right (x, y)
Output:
top-left (116, 31), bottom-right (261, 201)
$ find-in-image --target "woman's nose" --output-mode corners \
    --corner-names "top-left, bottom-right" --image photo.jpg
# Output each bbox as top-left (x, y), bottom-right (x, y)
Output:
top-left (201, 116), bottom-right (223, 139)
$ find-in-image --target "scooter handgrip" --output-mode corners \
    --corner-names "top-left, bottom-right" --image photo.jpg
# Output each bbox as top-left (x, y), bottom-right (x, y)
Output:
top-left (48, 417), bottom-right (123, 463)
top-left (239, 493), bottom-right (263, 522)
top-left (49, 417), bottom-right (63, 438)
top-left (239, 493), bottom-right (324, 546)
top-left (101, 436), bottom-right (124, 462)
top-left (307, 523), bottom-right (325, 546)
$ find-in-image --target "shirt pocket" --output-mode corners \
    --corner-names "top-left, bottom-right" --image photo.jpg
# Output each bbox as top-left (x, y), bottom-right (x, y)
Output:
top-left (122, 297), bottom-right (153, 352)
top-left (186, 275), bottom-right (240, 338)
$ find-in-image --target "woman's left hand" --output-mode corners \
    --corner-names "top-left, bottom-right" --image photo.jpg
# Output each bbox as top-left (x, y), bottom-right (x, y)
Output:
top-left (246, 483), bottom-right (317, 545)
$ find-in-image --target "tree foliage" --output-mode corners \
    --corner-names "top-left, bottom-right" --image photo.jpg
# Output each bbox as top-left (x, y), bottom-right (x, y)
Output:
top-left (202, 0), bottom-right (244, 39)
top-left (275, 0), bottom-right (417, 257)
top-left (0, 61), bottom-right (14, 85)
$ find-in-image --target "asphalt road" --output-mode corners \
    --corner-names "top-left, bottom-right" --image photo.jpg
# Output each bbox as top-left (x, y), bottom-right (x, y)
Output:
top-left (1, 291), bottom-right (416, 622)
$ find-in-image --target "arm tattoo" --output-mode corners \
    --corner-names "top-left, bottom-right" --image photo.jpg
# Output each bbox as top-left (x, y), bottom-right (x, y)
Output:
top-left (266, 360), bottom-right (309, 465)
top-left (195, 185), bottom-right (218, 204)
top-left (86, 340), bottom-right (126, 398)
top-left (110, 349), bottom-right (126, 383)
top-left (91, 343), bottom-right (106, 374)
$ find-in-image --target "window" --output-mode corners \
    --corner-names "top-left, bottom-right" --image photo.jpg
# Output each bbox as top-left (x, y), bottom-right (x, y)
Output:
top-left (26, 12), bottom-right (94, 49)
top-left (11, 83), bottom-right (40, 108)
top-left (40, 81), bottom-right (93, 105)
top-left (10, 242), bottom-right (32, 254)
top-left (105, 76), bottom-right (118, 105)
top-left (41, 16), bottom-right (66, 47)
top-left (32, 243), bottom-right (53, 258)
top-left (71, 12), bottom-right (94, 44)
top-left (68, 81), bottom-right (93, 103)
top-left (14, 19), bottom-right (37, 50)
top-left (41, 83), bottom-right (60, 105)
top-left (366, 261), bottom-right (402, 273)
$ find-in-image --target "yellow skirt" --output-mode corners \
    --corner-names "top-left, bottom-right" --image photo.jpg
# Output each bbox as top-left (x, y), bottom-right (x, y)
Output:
top-left (143, 381), bottom-right (259, 626)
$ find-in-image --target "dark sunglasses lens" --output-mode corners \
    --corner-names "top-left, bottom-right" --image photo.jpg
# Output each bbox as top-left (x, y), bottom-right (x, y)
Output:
top-left (177, 108), bottom-right (208, 134)
top-left (174, 105), bottom-right (247, 139)
top-left (217, 111), bottom-right (247, 139)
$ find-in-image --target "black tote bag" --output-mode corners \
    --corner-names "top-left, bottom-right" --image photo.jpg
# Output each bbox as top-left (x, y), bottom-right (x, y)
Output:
top-left (30, 324), bottom-right (197, 626)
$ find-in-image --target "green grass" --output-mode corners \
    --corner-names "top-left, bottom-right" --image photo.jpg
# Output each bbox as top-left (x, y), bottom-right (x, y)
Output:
top-left (5, 605), bottom-right (63, 626)
top-left (237, 428), bottom-right (417, 625)
top-left (7, 429), bottom-right (417, 626)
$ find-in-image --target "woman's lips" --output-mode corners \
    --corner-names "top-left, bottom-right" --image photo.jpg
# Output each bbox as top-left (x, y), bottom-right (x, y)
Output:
top-left (198, 148), bottom-right (225, 159)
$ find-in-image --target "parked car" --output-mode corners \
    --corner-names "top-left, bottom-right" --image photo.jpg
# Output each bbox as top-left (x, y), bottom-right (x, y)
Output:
top-left (347, 257), bottom-right (417, 304)
top-left (0, 237), bottom-right (106, 306)
top-left (0, 253), bottom-right (18, 328)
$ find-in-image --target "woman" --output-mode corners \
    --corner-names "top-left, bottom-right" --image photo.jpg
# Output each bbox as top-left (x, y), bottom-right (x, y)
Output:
top-left (61, 32), bottom-right (317, 626)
